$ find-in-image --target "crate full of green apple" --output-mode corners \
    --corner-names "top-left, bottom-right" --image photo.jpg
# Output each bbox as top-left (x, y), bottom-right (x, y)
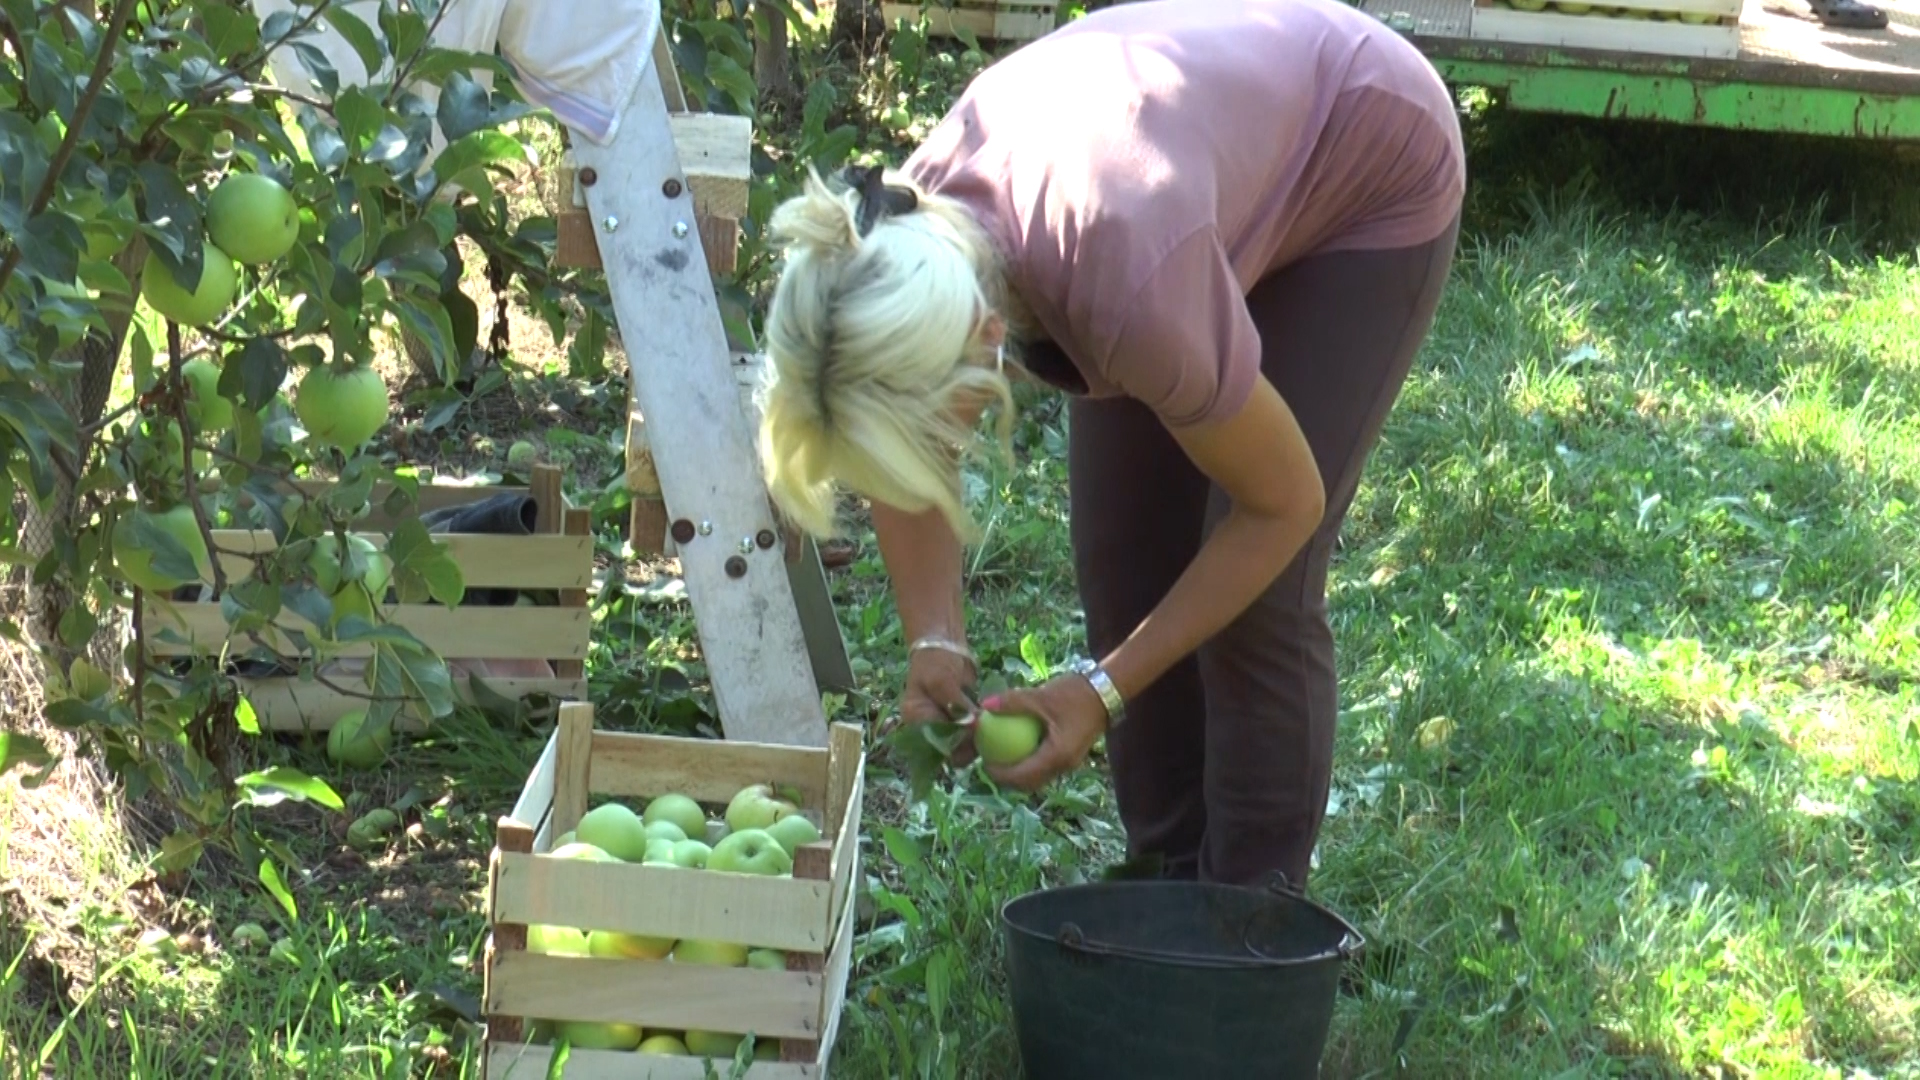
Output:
top-left (1469, 0), bottom-right (1742, 60)
top-left (482, 703), bottom-right (864, 1078)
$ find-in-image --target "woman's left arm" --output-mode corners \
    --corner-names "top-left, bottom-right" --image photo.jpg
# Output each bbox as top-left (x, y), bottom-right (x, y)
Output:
top-left (983, 374), bottom-right (1325, 790)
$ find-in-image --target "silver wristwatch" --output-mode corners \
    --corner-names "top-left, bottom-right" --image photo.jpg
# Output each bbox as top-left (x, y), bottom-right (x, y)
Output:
top-left (1068, 658), bottom-right (1126, 729)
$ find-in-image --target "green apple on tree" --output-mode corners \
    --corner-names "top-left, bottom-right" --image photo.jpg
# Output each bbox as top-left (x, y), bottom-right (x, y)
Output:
top-left (140, 240), bottom-right (237, 328)
top-left (326, 709), bottom-right (390, 770)
top-left (709, 828), bottom-right (794, 877)
top-left (180, 357), bottom-right (235, 432)
top-left (294, 364), bottom-right (390, 451)
top-left (975, 710), bottom-right (1044, 767)
top-left (205, 172), bottom-right (301, 265)
top-left (67, 657), bottom-right (113, 700)
top-left (308, 533), bottom-right (393, 626)
top-left (725, 783), bottom-right (799, 833)
top-left (111, 503), bottom-right (213, 594)
top-left (642, 793), bottom-right (708, 840)
top-left (575, 802), bottom-right (652, 862)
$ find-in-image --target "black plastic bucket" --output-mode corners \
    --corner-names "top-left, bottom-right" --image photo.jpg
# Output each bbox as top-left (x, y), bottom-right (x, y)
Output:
top-left (1000, 875), bottom-right (1363, 1079)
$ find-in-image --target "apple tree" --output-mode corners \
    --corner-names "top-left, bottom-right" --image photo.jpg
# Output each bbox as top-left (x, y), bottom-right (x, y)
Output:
top-left (0, 0), bottom-right (573, 905)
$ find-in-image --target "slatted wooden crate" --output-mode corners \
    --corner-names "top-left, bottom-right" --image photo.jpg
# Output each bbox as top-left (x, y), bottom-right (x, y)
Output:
top-left (1471, 0), bottom-right (1741, 59)
top-left (551, 111), bottom-right (752, 278)
top-left (139, 464), bottom-right (594, 732)
top-left (482, 703), bottom-right (863, 1078)
top-left (883, 0), bottom-right (1058, 43)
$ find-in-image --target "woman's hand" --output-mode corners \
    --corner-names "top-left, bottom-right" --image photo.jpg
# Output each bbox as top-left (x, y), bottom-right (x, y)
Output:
top-left (977, 674), bottom-right (1110, 792)
top-left (896, 647), bottom-right (982, 764)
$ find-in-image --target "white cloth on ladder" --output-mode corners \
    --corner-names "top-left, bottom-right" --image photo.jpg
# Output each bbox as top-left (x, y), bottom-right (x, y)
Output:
top-left (250, 0), bottom-right (664, 152)
top-left (495, 0), bottom-right (662, 145)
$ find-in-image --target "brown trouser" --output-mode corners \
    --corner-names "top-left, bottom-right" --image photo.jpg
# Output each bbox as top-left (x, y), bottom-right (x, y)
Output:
top-left (1064, 215), bottom-right (1460, 889)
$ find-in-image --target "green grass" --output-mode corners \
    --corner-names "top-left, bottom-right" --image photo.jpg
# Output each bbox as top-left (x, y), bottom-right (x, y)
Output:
top-left (6, 94), bottom-right (1920, 1080)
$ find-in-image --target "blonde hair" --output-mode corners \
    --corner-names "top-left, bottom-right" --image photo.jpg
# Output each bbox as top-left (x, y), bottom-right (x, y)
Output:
top-left (757, 166), bottom-right (1016, 542)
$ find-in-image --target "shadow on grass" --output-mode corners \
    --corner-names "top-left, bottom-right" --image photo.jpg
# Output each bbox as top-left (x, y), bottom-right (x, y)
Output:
top-left (1300, 164), bottom-right (1920, 1076)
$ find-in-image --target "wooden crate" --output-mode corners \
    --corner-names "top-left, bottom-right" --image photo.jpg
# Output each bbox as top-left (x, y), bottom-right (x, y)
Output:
top-left (140, 465), bottom-right (594, 732)
top-left (552, 112), bottom-right (751, 278)
top-left (482, 704), bottom-right (863, 1078)
top-left (883, 0), bottom-right (1058, 43)
top-left (1471, 0), bottom-right (1741, 58)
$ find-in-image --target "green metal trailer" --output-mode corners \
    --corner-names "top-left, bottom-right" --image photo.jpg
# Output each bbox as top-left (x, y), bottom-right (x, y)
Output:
top-left (1356, 0), bottom-right (1920, 140)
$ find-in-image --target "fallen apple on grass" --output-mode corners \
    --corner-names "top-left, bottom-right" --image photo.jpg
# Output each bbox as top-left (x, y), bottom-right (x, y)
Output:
top-left (326, 709), bottom-right (390, 770)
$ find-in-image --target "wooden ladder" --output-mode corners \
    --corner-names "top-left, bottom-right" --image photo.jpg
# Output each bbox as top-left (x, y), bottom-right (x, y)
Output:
top-left (546, 32), bottom-right (854, 748)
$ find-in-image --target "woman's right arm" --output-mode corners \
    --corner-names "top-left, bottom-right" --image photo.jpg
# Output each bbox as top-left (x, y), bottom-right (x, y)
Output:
top-left (870, 500), bottom-right (979, 733)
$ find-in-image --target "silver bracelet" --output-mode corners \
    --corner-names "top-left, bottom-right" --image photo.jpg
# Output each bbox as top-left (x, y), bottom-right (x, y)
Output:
top-left (909, 636), bottom-right (976, 669)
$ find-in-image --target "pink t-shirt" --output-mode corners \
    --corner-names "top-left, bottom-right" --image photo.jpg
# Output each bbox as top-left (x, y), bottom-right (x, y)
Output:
top-left (903, 0), bottom-right (1466, 427)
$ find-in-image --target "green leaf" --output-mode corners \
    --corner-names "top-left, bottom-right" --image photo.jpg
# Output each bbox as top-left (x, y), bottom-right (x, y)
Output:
top-left (0, 730), bottom-right (56, 787)
top-left (136, 162), bottom-right (206, 273)
top-left (1019, 632), bottom-right (1052, 681)
top-left (435, 71), bottom-right (534, 143)
top-left (236, 766), bottom-right (345, 811)
top-left (333, 86), bottom-right (387, 151)
top-left (879, 721), bottom-right (969, 803)
top-left (157, 830), bottom-right (205, 873)
top-left (224, 337), bottom-right (289, 412)
top-left (429, 129), bottom-right (526, 195)
top-left (18, 211), bottom-right (83, 286)
top-left (394, 296), bottom-right (457, 382)
top-left (196, 0), bottom-right (261, 61)
top-left (320, 6), bottom-right (387, 75)
top-left (567, 307), bottom-right (608, 380)
top-left (288, 41), bottom-right (341, 99)
top-left (386, 517), bottom-right (466, 607)
top-left (0, 381), bottom-right (80, 500)
top-left (366, 638), bottom-right (456, 723)
top-left (235, 695), bottom-right (261, 736)
top-left (258, 857), bottom-right (297, 921)
top-left (122, 507), bottom-right (203, 584)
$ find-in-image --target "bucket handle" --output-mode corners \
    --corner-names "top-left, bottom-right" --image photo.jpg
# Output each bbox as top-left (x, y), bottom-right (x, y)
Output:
top-left (1259, 871), bottom-right (1368, 963)
top-left (1051, 878), bottom-right (1366, 969)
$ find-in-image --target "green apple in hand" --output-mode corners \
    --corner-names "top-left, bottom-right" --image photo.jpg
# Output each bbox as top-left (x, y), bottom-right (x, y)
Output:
top-left (673, 938), bottom-right (749, 967)
top-left (975, 709), bottom-right (1044, 766)
top-left (575, 803), bottom-right (652, 862)
top-left (725, 783), bottom-right (799, 833)
top-left (643, 792), bottom-right (709, 839)
top-left (709, 829), bottom-right (794, 877)
top-left (764, 814), bottom-right (823, 857)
